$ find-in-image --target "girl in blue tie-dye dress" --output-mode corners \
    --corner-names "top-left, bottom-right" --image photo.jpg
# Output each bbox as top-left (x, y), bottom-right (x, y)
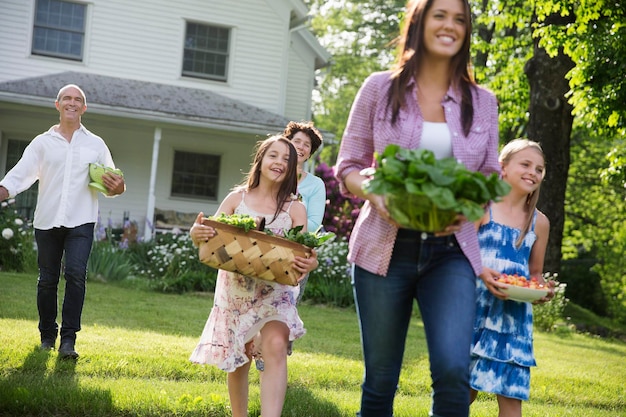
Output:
top-left (470, 139), bottom-right (555, 416)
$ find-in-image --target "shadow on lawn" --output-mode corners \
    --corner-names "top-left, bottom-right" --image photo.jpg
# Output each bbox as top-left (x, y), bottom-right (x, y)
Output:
top-left (282, 382), bottom-right (347, 417)
top-left (0, 345), bottom-right (115, 416)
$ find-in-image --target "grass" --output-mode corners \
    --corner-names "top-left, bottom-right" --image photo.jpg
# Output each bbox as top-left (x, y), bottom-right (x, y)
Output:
top-left (0, 272), bottom-right (625, 417)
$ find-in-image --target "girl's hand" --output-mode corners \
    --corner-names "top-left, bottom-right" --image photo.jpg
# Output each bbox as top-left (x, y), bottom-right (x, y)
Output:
top-left (190, 212), bottom-right (216, 246)
top-left (534, 278), bottom-right (556, 304)
top-left (479, 266), bottom-right (509, 300)
top-left (292, 249), bottom-right (319, 281)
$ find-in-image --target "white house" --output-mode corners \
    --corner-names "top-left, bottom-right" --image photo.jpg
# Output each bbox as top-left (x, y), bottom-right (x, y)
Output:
top-left (0, 0), bottom-right (331, 240)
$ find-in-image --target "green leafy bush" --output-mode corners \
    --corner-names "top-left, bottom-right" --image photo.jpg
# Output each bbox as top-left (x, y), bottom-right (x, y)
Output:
top-left (0, 199), bottom-right (36, 273)
top-left (534, 275), bottom-right (570, 332)
top-left (305, 236), bottom-right (354, 307)
top-left (130, 232), bottom-right (217, 294)
top-left (314, 161), bottom-right (363, 240)
top-left (88, 241), bottom-right (134, 282)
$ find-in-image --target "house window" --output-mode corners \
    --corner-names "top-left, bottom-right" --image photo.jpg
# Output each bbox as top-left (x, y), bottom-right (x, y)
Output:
top-left (182, 22), bottom-right (230, 81)
top-left (4, 140), bottom-right (38, 221)
top-left (171, 151), bottom-right (220, 200)
top-left (32, 0), bottom-right (86, 61)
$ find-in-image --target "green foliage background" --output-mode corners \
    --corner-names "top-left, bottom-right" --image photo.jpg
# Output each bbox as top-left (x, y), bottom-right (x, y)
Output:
top-left (305, 0), bottom-right (626, 323)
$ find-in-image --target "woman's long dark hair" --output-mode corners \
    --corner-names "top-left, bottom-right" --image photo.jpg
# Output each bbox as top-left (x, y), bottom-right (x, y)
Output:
top-left (236, 135), bottom-right (299, 223)
top-left (388, 0), bottom-right (476, 137)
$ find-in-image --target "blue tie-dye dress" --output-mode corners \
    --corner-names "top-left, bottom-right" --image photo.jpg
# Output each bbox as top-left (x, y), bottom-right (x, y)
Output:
top-left (470, 208), bottom-right (538, 400)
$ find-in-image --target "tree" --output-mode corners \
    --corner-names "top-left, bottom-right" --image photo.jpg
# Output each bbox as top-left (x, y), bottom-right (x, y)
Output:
top-left (307, 0), bottom-right (405, 163)
top-left (533, 0), bottom-right (626, 136)
top-left (525, 18), bottom-right (575, 274)
top-left (564, 131), bottom-right (626, 321)
top-left (482, 0), bottom-right (625, 317)
top-left (306, 0), bottom-right (626, 319)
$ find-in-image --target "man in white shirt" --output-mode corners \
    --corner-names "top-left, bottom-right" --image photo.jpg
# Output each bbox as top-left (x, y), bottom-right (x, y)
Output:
top-left (0, 84), bottom-right (125, 359)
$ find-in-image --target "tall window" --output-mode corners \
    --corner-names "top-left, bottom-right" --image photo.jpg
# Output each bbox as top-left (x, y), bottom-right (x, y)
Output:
top-left (32, 0), bottom-right (86, 61)
top-left (4, 140), bottom-right (38, 220)
top-left (183, 22), bottom-right (230, 81)
top-left (171, 151), bottom-right (220, 200)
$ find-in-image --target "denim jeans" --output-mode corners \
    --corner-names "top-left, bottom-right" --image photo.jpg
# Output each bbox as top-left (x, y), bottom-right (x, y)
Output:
top-left (353, 230), bottom-right (476, 417)
top-left (35, 223), bottom-right (94, 344)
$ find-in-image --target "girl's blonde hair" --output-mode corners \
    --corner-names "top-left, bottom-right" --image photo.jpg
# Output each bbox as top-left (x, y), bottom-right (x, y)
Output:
top-left (499, 138), bottom-right (546, 247)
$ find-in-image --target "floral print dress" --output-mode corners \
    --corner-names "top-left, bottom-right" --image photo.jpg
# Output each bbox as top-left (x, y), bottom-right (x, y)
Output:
top-left (189, 192), bottom-right (305, 372)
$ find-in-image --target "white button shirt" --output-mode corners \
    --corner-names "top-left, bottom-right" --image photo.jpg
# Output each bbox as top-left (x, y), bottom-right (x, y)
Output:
top-left (0, 124), bottom-right (116, 230)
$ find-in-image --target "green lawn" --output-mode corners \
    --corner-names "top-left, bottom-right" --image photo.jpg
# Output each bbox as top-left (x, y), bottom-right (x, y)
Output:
top-left (0, 272), bottom-right (624, 416)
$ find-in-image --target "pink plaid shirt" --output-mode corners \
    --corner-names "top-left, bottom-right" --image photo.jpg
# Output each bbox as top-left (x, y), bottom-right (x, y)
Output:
top-left (336, 71), bottom-right (501, 276)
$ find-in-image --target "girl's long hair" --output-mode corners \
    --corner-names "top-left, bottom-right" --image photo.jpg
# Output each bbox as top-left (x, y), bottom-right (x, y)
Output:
top-left (388, 0), bottom-right (476, 136)
top-left (236, 135), bottom-right (299, 223)
top-left (499, 139), bottom-right (546, 247)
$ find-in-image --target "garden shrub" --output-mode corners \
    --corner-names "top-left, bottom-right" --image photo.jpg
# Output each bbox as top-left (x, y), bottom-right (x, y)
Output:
top-left (314, 162), bottom-right (363, 240)
top-left (0, 199), bottom-right (36, 273)
top-left (305, 236), bottom-right (354, 308)
top-left (561, 254), bottom-right (606, 317)
top-left (88, 240), bottom-right (134, 282)
top-left (534, 276), bottom-right (569, 332)
top-left (129, 231), bottom-right (217, 294)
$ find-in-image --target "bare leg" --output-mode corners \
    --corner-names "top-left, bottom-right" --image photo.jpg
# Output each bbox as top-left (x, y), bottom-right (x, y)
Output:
top-left (258, 321), bottom-right (290, 417)
top-left (228, 351), bottom-right (252, 417)
top-left (497, 395), bottom-right (522, 417)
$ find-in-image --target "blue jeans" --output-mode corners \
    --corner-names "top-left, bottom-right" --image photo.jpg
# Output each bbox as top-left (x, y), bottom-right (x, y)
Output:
top-left (35, 223), bottom-right (94, 344)
top-left (353, 230), bottom-right (476, 417)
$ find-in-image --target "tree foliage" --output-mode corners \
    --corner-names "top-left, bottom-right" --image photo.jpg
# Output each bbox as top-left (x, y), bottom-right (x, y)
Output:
top-left (563, 132), bottom-right (626, 322)
top-left (307, 0), bottom-right (405, 162)
top-left (305, 0), bottom-right (626, 321)
top-left (532, 0), bottom-right (626, 136)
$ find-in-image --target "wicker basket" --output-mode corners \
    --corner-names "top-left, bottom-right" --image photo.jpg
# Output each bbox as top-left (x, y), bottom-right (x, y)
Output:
top-left (198, 218), bottom-right (312, 286)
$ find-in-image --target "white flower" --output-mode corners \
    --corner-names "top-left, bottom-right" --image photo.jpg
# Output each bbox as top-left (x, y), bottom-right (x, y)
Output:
top-left (2, 228), bottom-right (14, 239)
top-left (14, 218), bottom-right (23, 226)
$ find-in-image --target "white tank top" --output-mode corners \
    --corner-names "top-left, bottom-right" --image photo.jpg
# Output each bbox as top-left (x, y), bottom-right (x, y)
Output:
top-left (420, 121), bottom-right (453, 159)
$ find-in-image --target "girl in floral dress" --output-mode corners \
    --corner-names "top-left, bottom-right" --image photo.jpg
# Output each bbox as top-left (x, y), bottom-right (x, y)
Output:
top-left (470, 139), bottom-right (555, 417)
top-left (189, 135), bottom-right (318, 417)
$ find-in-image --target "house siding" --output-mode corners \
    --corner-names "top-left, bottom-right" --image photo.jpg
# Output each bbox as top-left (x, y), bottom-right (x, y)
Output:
top-left (0, 0), bottom-right (329, 237)
top-left (285, 35), bottom-right (317, 121)
top-left (0, 0), bottom-right (319, 118)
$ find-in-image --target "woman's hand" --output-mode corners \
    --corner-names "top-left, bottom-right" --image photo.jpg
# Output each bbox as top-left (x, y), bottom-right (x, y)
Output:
top-left (293, 249), bottom-right (319, 281)
top-left (434, 214), bottom-right (467, 236)
top-left (367, 193), bottom-right (401, 227)
top-left (189, 212), bottom-right (216, 246)
top-left (479, 266), bottom-right (509, 300)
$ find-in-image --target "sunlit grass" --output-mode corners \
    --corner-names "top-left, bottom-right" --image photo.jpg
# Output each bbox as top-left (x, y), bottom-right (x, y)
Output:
top-left (1, 272), bottom-right (624, 416)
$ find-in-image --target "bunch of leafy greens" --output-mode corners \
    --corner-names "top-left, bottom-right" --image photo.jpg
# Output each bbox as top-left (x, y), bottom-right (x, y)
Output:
top-left (210, 214), bottom-right (335, 248)
top-left (361, 145), bottom-right (511, 232)
top-left (280, 226), bottom-right (335, 248)
top-left (208, 213), bottom-right (257, 232)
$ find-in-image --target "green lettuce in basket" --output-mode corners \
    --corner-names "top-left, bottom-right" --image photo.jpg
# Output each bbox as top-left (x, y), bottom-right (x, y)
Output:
top-left (361, 145), bottom-right (511, 232)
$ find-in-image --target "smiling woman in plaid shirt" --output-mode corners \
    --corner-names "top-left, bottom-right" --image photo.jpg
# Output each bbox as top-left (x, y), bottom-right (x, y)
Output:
top-left (334, 0), bottom-right (502, 416)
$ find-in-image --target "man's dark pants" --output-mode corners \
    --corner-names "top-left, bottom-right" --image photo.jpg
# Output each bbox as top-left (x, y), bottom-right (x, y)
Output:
top-left (35, 223), bottom-right (94, 345)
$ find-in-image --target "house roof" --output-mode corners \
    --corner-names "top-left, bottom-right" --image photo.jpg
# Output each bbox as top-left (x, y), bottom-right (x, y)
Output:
top-left (0, 71), bottom-right (292, 134)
